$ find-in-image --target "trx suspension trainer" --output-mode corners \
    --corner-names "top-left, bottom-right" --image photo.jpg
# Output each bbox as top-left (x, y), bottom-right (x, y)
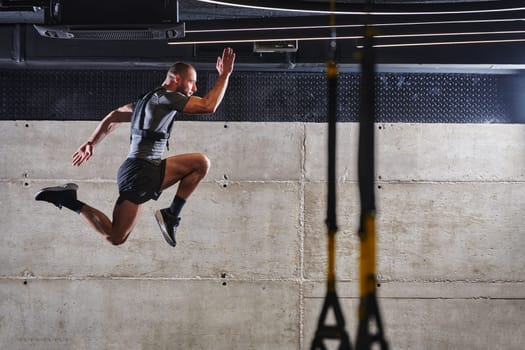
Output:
top-left (311, 1), bottom-right (389, 349)
top-left (311, 1), bottom-right (352, 349)
top-left (355, 3), bottom-right (389, 349)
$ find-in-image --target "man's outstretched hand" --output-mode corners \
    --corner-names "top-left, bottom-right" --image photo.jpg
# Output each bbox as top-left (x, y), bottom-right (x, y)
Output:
top-left (72, 141), bottom-right (93, 166)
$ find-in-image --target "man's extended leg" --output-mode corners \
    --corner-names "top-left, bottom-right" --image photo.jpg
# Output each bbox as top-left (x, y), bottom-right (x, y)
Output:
top-left (155, 153), bottom-right (210, 246)
top-left (36, 183), bottom-right (142, 245)
top-left (80, 200), bottom-right (142, 245)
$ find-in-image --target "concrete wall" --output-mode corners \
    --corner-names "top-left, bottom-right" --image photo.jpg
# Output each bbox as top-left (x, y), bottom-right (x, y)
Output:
top-left (1, 120), bottom-right (524, 349)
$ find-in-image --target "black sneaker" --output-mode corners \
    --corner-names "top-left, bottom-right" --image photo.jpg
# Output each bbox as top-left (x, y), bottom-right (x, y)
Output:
top-left (155, 208), bottom-right (180, 247)
top-left (34, 183), bottom-right (79, 209)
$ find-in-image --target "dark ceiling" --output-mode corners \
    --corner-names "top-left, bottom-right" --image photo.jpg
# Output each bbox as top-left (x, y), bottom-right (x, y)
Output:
top-left (3, 1), bottom-right (525, 123)
top-left (1, 0), bottom-right (525, 69)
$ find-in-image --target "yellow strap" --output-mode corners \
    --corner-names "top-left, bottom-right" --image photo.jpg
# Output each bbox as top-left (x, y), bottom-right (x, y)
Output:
top-left (360, 212), bottom-right (377, 297)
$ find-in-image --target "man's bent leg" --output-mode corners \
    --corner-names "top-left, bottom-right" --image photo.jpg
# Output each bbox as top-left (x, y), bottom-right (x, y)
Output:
top-left (155, 153), bottom-right (210, 246)
top-left (80, 200), bottom-right (142, 245)
top-left (162, 152), bottom-right (210, 218)
top-left (161, 153), bottom-right (210, 198)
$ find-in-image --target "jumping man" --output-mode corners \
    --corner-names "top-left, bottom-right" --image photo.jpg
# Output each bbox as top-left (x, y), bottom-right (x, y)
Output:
top-left (35, 47), bottom-right (236, 247)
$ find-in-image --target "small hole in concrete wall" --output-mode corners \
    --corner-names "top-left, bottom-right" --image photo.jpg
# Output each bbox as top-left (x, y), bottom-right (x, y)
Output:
top-left (377, 185), bottom-right (382, 189)
top-left (221, 272), bottom-right (227, 279)
top-left (378, 125), bottom-right (382, 130)
top-left (223, 184), bottom-right (227, 188)
top-left (25, 123), bottom-right (29, 128)
top-left (222, 282), bottom-right (227, 286)
top-left (224, 124), bottom-right (228, 128)
top-left (223, 174), bottom-right (228, 180)
top-left (377, 283), bottom-right (381, 288)
top-left (23, 280), bottom-right (28, 285)
top-left (23, 182), bottom-right (30, 188)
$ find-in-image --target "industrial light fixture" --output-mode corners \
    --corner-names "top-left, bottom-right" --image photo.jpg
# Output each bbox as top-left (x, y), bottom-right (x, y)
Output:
top-left (169, 34), bottom-right (525, 48)
top-left (34, 23), bottom-right (185, 40)
top-left (253, 40), bottom-right (298, 53)
top-left (366, 37), bottom-right (525, 48)
top-left (168, 19), bottom-right (525, 48)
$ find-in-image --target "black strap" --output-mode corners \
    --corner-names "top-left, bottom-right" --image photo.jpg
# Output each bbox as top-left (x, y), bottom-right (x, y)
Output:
top-left (130, 87), bottom-right (176, 150)
top-left (311, 291), bottom-right (353, 350)
top-left (135, 87), bottom-right (164, 130)
top-left (355, 12), bottom-right (389, 350)
top-left (131, 128), bottom-right (169, 141)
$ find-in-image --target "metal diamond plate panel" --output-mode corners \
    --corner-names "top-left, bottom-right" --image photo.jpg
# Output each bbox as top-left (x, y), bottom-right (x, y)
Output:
top-left (0, 69), bottom-right (521, 123)
top-left (0, 69), bottom-right (165, 120)
top-left (375, 73), bottom-right (507, 123)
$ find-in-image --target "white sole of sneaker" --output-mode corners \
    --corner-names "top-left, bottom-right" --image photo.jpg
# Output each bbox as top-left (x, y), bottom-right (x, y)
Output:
top-left (155, 210), bottom-right (176, 247)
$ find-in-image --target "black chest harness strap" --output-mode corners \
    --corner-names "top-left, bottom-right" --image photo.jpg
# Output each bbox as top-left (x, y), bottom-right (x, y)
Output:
top-left (131, 87), bottom-right (176, 150)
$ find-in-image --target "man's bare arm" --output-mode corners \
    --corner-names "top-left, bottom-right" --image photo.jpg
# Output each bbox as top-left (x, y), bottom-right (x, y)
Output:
top-left (72, 103), bottom-right (133, 166)
top-left (183, 47), bottom-right (235, 114)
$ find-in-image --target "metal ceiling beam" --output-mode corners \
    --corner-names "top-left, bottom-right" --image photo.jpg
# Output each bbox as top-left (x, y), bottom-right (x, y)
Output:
top-left (196, 0), bottom-right (525, 15)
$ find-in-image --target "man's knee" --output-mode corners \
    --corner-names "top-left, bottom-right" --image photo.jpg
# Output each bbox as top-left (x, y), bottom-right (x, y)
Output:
top-left (106, 228), bottom-right (131, 246)
top-left (197, 153), bottom-right (211, 174)
top-left (107, 234), bottom-right (128, 246)
top-left (109, 238), bottom-right (124, 246)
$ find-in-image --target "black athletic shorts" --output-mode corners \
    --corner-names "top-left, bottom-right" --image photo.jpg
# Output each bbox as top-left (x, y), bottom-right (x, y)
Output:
top-left (116, 158), bottom-right (166, 205)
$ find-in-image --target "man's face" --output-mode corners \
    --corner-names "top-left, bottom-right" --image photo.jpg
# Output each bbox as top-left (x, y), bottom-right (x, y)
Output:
top-left (176, 68), bottom-right (197, 96)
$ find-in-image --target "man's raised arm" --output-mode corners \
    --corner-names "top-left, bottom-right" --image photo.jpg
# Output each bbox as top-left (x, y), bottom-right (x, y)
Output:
top-left (183, 47), bottom-right (235, 114)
